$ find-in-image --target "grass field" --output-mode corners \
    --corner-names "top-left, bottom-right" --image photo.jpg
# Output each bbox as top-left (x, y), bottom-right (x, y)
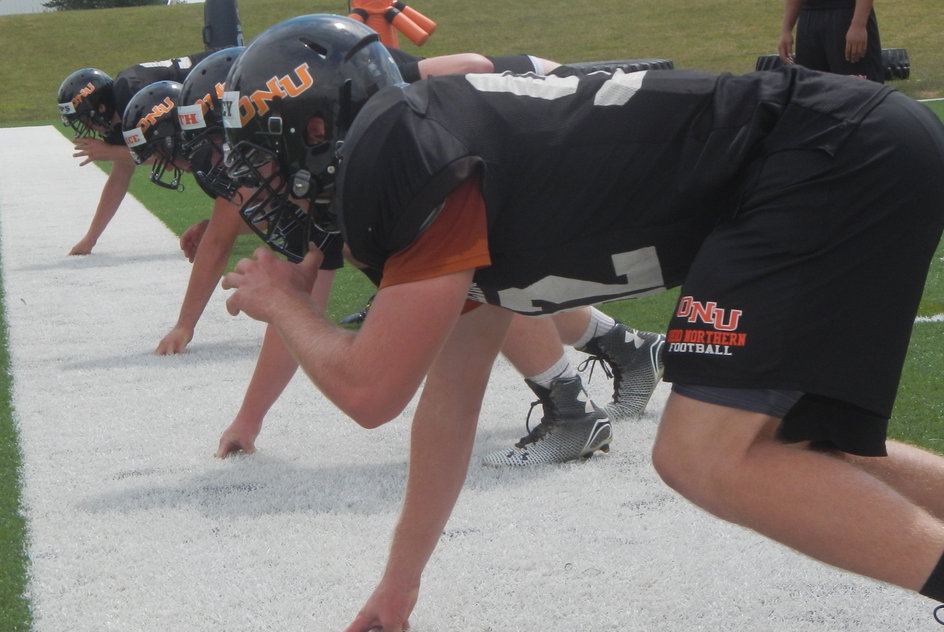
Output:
top-left (1, 0), bottom-right (943, 125)
top-left (1, 2), bottom-right (943, 630)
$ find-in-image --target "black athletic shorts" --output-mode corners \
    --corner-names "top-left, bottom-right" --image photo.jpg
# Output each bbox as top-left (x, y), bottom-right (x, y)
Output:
top-left (796, 7), bottom-right (884, 83)
top-left (664, 91), bottom-right (944, 455)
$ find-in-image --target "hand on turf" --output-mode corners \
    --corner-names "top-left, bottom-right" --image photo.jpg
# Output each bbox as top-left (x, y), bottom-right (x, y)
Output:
top-left (215, 422), bottom-right (259, 459)
top-left (221, 246), bottom-right (323, 323)
top-left (180, 219), bottom-right (210, 262)
top-left (155, 326), bottom-right (193, 355)
top-left (68, 236), bottom-right (96, 255)
top-left (343, 579), bottom-right (419, 632)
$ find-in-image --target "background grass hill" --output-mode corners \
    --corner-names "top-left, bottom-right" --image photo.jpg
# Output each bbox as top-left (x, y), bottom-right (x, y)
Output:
top-left (1, 0), bottom-right (943, 125)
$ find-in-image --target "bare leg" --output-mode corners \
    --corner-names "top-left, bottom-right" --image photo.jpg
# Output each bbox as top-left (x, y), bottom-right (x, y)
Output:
top-left (551, 307), bottom-right (593, 346)
top-left (841, 440), bottom-right (944, 521)
top-left (501, 314), bottom-right (566, 377)
top-left (652, 392), bottom-right (944, 591)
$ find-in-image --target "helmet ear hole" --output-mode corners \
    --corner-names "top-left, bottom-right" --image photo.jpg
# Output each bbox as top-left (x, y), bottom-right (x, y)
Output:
top-left (300, 38), bottom-right (328, 57)
top-left (305, 117), bottom-right (327, 144)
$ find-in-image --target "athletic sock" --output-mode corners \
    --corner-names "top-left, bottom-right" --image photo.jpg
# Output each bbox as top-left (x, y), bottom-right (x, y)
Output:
top-left (528, 354), bottom-right (576, 389)
top-left (573, 307), bottom-right (617, 350)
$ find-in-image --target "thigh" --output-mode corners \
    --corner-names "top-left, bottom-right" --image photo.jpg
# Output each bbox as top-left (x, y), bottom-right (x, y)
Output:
top-left (655, 390), bottom-right (782, 468)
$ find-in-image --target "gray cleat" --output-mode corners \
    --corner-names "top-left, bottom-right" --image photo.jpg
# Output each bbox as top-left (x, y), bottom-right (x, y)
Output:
top-left (578, 323), bottom-right (665, 421)
top-left (482, 376), bottom-right (612, 467)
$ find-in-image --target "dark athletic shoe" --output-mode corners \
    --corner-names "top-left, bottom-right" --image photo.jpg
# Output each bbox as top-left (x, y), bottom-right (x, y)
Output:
top-left (482, 376), bottom-right (611, 466)
top-left (578, 323), bottom-right (665, 421)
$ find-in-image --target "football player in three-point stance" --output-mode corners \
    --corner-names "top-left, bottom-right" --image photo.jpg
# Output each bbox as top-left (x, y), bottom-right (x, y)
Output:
top-left (218, 14), bottom-right (944, 632)
top-left (57, 51), bottom-right (214, 255)
top-left (116, 38), bottom-right (666, 465)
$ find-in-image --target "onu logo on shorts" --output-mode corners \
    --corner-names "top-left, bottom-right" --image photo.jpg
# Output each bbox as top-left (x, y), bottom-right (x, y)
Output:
top-left (675, 296), bottom-right (743, 331)
top-left (221, 63), bottom-right (314, 129)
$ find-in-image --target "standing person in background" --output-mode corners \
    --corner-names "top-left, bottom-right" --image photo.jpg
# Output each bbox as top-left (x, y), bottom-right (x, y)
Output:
top-left (778, 0), bottom-right (884, 83)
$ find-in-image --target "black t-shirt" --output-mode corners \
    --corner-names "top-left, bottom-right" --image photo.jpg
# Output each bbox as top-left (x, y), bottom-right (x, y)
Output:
top-left (104, 51), bottom-right (214, 145)
top-left (337, 66), bottom-right (892, 314)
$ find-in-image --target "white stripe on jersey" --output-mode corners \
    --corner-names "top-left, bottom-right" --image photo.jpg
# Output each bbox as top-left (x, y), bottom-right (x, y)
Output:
top-left (139, 57), bottom-right (194, 70)
top-left (492, 246), bottom-right (666, 314)
top-left (465, 72), bottom-right (579, 100)
top-left (594, 69), bottom-right (648, 107)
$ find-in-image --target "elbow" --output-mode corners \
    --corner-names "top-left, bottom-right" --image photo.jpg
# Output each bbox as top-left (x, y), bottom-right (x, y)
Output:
top-left (347, 406), bottom-right (397, 430)
top-left (351, 414), bottom-right (392, 430)
top-left (467, 54), bottom-right (495, 74)
top-left (339, 388), bottom-right (409, 430)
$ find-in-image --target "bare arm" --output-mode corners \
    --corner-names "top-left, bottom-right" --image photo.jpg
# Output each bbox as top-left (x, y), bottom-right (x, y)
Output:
top-left (156, 197), bottom-right (247, 354)
top-left (417, 53), bottom-right (561, 79)
top-left (343, 304), bottom-right (512, 632)
top-left (69, 159), bottom-right (136, 255)
top-left (778, 0), bottom-right (805, 64)
top-left (416, 53), bottom-right (493, 78)
top-left (215, 269), bottom-right (336, 458)
top-left (845, 0), bottom-right (874, 62)
top-left (222, 247), bottom-right (475, 427)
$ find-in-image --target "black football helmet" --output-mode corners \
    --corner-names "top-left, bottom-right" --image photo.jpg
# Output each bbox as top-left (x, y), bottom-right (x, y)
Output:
top-left (122, 81), bottom-right (185, 190)
top-left (222, 14), bottom-right (403, 261)
top-left (177, 46), bottom-right (245, 200)
top-left (57, 68), bottom-right (116, 138)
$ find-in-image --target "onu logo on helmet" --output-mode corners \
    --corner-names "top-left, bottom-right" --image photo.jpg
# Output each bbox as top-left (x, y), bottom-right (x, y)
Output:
top-left (139, 97), bottom-right (175, 132)
top-left (222, 63), bottom-right (314, 129)
top-left (57, 82), bottom-right (97, 115)
top-left (72, 82), bottom-right (97, 108)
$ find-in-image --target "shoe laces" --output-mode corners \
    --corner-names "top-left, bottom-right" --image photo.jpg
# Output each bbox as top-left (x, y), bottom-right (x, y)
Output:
top-left (577, 354), bottom-right (622, 393)
top-left (578, 354), bottom-right (613, 380)
top-left (515, 400), bottom-right (553, 448)
top-left (934, 604), bottom-right (944, 625)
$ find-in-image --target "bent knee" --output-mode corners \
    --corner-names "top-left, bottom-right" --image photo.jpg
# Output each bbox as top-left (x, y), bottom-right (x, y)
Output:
top-left (651, 421), bottom-right (751, 512)
top-left (651, 431), bottom-right (701, 496)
